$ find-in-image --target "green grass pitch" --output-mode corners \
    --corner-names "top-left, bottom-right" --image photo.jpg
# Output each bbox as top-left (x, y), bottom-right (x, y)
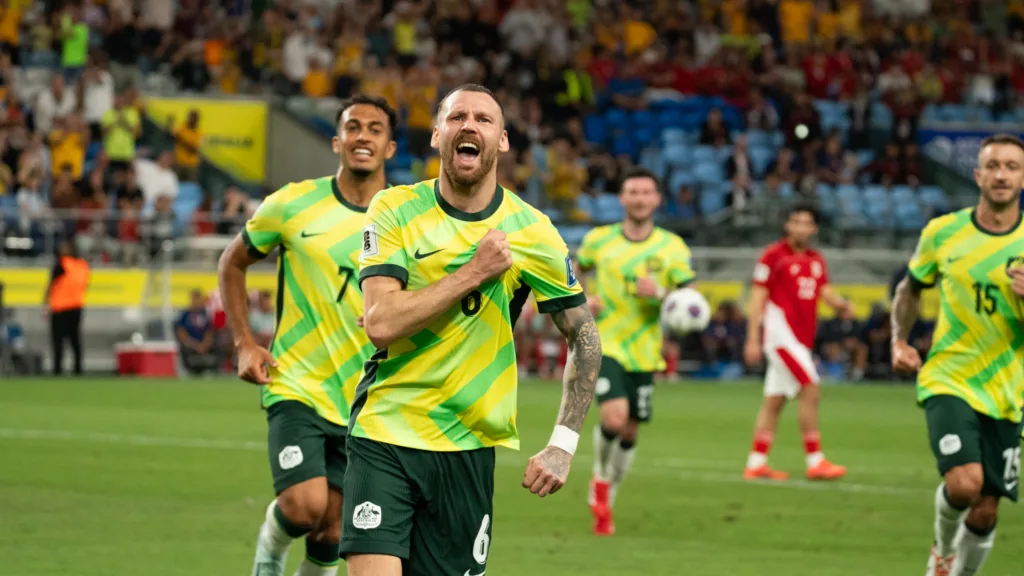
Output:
top-left (1, 378), bottom-right (1021, 575)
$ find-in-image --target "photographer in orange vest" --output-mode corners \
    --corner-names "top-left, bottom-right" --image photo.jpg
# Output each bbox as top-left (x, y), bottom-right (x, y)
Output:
top-left (45, 240), bottom-right (90, 375)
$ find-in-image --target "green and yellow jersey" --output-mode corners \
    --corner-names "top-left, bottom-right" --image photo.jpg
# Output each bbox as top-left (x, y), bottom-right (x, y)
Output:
top-left (242, 176), bottom-right (375, 427)
top-left (908, 207), bottom-right (1024, 423)
top-left (354, 179), bottom-right (586, 452)
top-left (576, 224), bottom-right (695, 373)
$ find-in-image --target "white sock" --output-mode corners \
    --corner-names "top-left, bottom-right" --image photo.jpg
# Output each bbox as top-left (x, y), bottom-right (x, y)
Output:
top-left (805, 452), bottom-right (824, 469)
top-left (259, 501), bottom-right (297, 556)
top-left (746, 452), bottom-right (767, 470)
top-left (951, 523), bottom-right (995, 575)
top-left (606, 440), bottom-right (637, 509)
top-left (294, 560), bottom-right (338, 576)
top-left (592, 425), bottom-right (616, 481)
top-left (934, 484), bottom-right (966, 556)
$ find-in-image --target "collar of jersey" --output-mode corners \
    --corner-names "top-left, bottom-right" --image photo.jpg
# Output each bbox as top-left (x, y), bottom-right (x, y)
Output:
top-left (433, 179), bottom-right (504, 222)
top-left (331, 176), bottom-right (370, 213)
top-left (970, 207), bottom-right (1022, 237)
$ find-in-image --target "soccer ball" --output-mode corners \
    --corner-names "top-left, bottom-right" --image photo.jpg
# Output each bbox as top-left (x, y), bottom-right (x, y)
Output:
top-left (661, 287), bottom-right (712, 335)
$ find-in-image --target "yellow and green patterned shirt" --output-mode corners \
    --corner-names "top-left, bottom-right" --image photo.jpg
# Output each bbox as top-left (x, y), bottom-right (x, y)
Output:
top-left (242, 176), bottom-right (376, 427)
top-left (354, 179), bottom-right (586, 452)
top-left (908, 207), bottom-right (1024, 423)
top-left (576, 224), bottom-right (695, 372)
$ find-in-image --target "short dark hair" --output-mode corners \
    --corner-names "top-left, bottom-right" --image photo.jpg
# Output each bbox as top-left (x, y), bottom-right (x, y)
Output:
top-left (437, 83), bottom-right (505, 125)
top-left (620, 167), bottom-right (661, 193)
top-left (980, 133), bottom-right (1024, 153)
top-left (788, 202), bottom-right (820, 224)
top-left (335, 94), bottom-right (398, 138)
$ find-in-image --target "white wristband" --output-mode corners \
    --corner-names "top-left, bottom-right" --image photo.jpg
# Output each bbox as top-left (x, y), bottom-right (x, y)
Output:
top-left (548, 425), bottom-right (580, 455)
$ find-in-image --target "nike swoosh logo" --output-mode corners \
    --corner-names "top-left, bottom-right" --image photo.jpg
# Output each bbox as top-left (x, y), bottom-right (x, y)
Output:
top-left (301, 231), bottom-right (325, 238)
top-left (414, 248), bottom-right (444, 260)
top-left (464, 571), bottom-right (484, 576)
top-left (1007, 480), bottom-right (1018, 491)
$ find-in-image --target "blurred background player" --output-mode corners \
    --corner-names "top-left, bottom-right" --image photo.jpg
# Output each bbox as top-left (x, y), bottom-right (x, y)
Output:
top-left (345, 85), bottom-right (599, 576)
top-left (575, 167), bottom-right (696, 536)
top-left (217, 94), bottom-right (396, 576)
top-left (891, 134), bottom-right (1024, 576)
top-left (743, 204), bottom-right (853, 481)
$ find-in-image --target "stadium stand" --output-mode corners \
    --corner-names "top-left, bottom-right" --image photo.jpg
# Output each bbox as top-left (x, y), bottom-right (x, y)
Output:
top-left (0, 0), bottom-right (1020, 379)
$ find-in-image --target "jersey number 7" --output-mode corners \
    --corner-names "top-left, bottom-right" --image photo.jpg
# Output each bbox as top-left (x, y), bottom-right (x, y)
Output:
top-left (337, 266), bottom-right (355, 302)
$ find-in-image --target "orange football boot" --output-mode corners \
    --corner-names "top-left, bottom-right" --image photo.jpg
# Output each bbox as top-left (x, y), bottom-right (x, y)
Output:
top-left (806, 459), bottom-right (847, 480)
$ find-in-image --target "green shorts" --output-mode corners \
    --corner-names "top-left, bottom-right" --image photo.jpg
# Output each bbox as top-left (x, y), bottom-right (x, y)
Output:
top-left (595, 356), bottom-right (655, 422)
top-left (339, 435), bottom-right (495, 576)
top-left (924, 394), bottom-right (1023, 502)
top-left (266, 400), bottom-right (348, 495)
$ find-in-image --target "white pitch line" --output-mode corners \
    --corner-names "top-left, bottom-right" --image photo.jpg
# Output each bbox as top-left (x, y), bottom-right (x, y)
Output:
top-left (0, 427), bottom-right (927, 497)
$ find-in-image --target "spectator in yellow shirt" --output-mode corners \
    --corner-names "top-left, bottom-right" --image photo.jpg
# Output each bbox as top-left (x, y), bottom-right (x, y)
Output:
top-left (0, 0), bottom-right (22, 62)
top-left (837, 0), bottom-right (862, 41)
top-left (780, 0), bottom-right (814, 46)
top-left (333, 27), bottom-right (365, 98)
top-left (48, 114), bottom-right (87, 180)
top-left (544, 138), bottom-right (587, 214)
top-left (403, 65), bottom-right (437, 158)
top-left (624, 7), bottom-right (657, 56)
top-left (302, 57), bottom-right (331, 98)
top-left (173, 109), bottom-right (201, 182)
top-left (815, 1), bottom-right (839, 43)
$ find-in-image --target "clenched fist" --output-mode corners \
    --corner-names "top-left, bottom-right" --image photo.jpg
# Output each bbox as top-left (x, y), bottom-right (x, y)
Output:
top-left (891, 340), bottom-right (921, 374)
top-left (467, 229), bottom-right (513, 282)
top-left (523, 445), bottom-right (571, 498)
top-left (237, 339), bottom-right (277, 384)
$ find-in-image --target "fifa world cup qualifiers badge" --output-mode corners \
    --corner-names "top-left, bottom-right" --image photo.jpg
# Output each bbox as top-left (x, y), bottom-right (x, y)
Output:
top-left (565, 255), bottom-right (578, 288)
top-left (1006, 256), bottom-right (1024, 277)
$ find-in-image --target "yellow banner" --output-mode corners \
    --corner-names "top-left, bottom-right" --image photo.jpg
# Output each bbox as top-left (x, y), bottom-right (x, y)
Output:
top-left (3, 267), bottom-right (940, 320)
top-left (144, 97), bottom-right (267, 182)
top-left (1, 269), bottom-right (277, 308)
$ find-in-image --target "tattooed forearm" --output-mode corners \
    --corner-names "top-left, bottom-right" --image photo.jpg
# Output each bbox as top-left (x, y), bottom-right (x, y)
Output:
top-left (890, 277), bottom-right (921, 342)
top-left (551, 304), bottom-right (602, 432)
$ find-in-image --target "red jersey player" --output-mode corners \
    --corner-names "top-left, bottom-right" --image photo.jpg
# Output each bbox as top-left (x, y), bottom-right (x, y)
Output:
top-left (742, 203), bottom-right (853, 481)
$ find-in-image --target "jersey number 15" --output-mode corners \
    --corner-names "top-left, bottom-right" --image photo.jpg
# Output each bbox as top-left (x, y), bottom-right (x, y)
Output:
top-left (972, 282), bottom-right (998, 316)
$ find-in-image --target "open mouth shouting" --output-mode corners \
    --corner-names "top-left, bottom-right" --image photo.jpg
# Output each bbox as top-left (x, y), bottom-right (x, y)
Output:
top-left (454, 141), bottom-right (481, 167)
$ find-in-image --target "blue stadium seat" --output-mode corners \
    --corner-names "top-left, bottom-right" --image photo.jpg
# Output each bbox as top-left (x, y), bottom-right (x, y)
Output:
top-left (576, 194), bottom-right (595, 217)
top-left (657, 109), bottom-right (684, 131)
top-left (389, 152), bottom-right (414, 171)
top-left (748, 146), bottom-right (774, 178)
top-left (939, 104), bottom-right (968, 122)
top-left (633, 125), bottom-right (660, 149)
top-left (698, 188), bottom-right (726, 215)
top-left (856, 150), bottom-right (875, 169)
top-left (746, 130), bottom-right (771, 148)
top-left (862, 185), bottom-right (888, 201)
top-left (594, 194), bottom-right (624, 222)
top-left (922, 105), bottom-right (941, 123)
top-left (605, 108), bottom-right (630, 130)
top-left (815, 183), bottom-right (835, 198)
top-left (639, 148), bottom-right (668, 181)
top-left (542, 208), bottom-right (563, 221)
top-left (871, 102), bottom-right (893, 127)
top-left (662, 144), bottom-right (691, 168)
top-left (835, 184), bottom-right (860, 201)
top-left (668, 170), bottom-right (695, 193)
top-left (387, 169), bottom-right (416, 185)
top-left (632, 110), bottom-right (656, 129)
top-left (694, 162), bottom-right (723, 184)
top-left (611, 135), bottom-right (638, 159)
top-left (890, 185), bottom-right (916, 202)
top-left (692, 146), bottom-right (715, 164)
top-left (864, 201), bottom-right (893, 228)
top-left (662, 128), bottom-right (687, 146)
top-left (777, 181), bottom-right (794, 199)
top-left (583, 115), bottom-right (609, 144)
top-left (919, 186), bottom-right (949, 210)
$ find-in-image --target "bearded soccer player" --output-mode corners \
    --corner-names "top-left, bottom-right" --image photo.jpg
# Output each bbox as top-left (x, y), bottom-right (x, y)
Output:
top-left (575, 167), bottom-right (696, 536)
top-left (217, 94), bottom-right (397, 576)
top-left (891, 134), bottom-right (1024, 576)
top-left (742, 203), bottom-right (853, 481)
top-left (341, 84), bottom-right (601, 576)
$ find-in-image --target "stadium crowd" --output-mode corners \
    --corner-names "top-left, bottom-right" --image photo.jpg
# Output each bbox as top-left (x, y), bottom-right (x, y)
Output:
top-left (0, 0), bottom-right (1017, 377)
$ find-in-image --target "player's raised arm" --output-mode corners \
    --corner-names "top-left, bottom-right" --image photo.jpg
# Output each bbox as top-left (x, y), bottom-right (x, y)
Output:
top-left (523, 303), bottom-right (601, 498)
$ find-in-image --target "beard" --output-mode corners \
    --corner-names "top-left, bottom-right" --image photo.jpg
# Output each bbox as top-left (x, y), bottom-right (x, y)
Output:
top-left (441, 142), bottom-right (499, 188)
top-left (982, 186), bottom-right (1022, 211)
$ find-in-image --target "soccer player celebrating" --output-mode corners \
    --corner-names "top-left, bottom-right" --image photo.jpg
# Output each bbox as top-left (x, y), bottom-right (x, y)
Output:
top-left (342, 84), bottom-right (601, 576)
top-left (891, 134), bottom-right (1024, 576)
top-left (217, 94), bottom-right (397, 576)
top-left (742, 203), bottom-right (853, 481)
top-left (575, 167), bottom-right (696, 536)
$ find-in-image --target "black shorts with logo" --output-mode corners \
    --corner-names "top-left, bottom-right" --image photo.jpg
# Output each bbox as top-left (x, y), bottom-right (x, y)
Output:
top-left (340, 435), bottom-right (495, 575)
top-left (595, 356), bottom-right (655, 422)
top-left (924, 394), bottom-right (1022, 502)
top-left (266, 400), bottom-right (348, 494)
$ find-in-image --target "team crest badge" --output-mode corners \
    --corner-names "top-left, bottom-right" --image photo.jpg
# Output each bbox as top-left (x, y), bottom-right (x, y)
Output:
top-left (646, 257), bottom-right (664, 274)
top-left (565, 255), bottom-right (578, 287)
top-left (1007, 256), bottom-right (1024, 277)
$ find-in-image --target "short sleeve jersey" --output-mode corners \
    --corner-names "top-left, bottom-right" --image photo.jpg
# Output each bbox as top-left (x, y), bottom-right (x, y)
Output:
top-left (908, 208), bottom-right (1024, 423)
top-left (753, 240), bottom-right (829, 349)
top-left (242, 176), bottom-right (375, 427)
top-left (576, 223), bottom-right (695, 372)
top-left (354, 179), bottom-right (586, 452)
